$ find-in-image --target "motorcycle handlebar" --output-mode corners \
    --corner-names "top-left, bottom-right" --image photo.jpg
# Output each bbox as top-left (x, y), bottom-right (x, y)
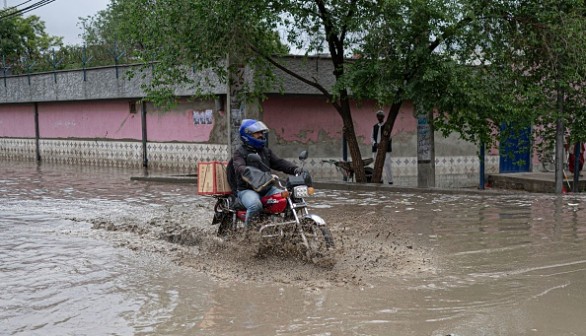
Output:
top-left (272, 175), bottom-right (286, 189)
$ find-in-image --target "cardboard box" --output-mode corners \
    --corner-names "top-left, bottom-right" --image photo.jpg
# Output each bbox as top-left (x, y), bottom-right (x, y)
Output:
top-left (197, 161), bottom-right (232, 195)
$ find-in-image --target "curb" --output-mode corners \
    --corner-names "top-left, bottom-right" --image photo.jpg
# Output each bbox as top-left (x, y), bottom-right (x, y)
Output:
top-left (130, 175), bottom-right (197, 184)
top-left (313, 181), bottom-right (518, 196)
top-left (130, 175), bottom-right (519, 196)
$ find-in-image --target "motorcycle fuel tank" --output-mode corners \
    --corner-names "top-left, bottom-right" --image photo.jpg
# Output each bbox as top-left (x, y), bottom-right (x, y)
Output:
top-left (261, 194), bottom-right (287, 214)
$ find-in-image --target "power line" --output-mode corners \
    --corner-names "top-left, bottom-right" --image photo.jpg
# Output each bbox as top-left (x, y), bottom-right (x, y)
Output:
top-left (0, 0), bottom-right (57, 21)
top-left (0, 0), bottom-right (53, 19)
top-left (0, 1), bottom-right (36, 14)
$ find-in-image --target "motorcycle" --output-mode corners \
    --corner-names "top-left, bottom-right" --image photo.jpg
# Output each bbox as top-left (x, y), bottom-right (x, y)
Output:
top-left (321, 158), bottom-right (374, 182)
top-left (210, 151), bottom-right (335, 261)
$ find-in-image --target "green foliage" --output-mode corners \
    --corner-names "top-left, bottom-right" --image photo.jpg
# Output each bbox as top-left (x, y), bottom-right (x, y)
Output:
top-left (341, 0), bottom-right (586, 152)
top-left (0, 10), bottom-right (62, 73)
top-left (491, 1), bottom-right (586, 151)
top-left (77, 5), bottom-right (133, 67)
top-left (36, 0), bottom-right (586, 178)
top-left (0, 5), bottom-right (134, 74)
top-left (100, 0), bottom-right (387, 180)
top-left (348, 0), bottom-right (532, 148)
top-left (102, 0), bottom-right (290, 107)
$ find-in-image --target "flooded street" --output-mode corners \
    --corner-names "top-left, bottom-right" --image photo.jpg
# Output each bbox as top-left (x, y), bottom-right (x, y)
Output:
top-left (2, 161), bottom-right (586, 336)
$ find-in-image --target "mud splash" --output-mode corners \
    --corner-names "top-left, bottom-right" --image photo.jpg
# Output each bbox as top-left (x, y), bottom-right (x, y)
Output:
top-left (87, 201), bottom-right (433, 289)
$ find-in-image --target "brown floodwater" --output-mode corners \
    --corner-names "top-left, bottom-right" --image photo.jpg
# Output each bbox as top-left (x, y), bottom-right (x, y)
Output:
top-left (2, 161), bottom-right (586, 336)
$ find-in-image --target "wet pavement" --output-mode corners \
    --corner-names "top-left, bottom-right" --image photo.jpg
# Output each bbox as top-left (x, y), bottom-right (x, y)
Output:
top-left (2, 161), bottom-right (586, 336)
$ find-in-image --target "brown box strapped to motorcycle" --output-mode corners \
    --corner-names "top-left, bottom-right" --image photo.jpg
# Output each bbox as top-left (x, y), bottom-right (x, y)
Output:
top-left (197, 161), bottom-right (232, 195)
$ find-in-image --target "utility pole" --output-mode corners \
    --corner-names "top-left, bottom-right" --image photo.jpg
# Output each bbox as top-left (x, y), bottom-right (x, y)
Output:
top-left (226, 54), bottom-right (232, 157)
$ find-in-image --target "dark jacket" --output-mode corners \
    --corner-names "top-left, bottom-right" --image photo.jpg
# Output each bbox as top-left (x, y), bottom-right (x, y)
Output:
top-left (372, 124), bottom-right (392, 153)
top-left (233, 145), bottom-right (298, 191)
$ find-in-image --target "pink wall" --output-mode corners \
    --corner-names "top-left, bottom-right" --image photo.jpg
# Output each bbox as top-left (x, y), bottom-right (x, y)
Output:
top-left (2, 100), bottom-right (215, 143)
top-left (0, 105), bottom-right (36, 137)
top-left (263, 96), bottom-right (416, 144)
top-left (38, 100), bottom-right (213, 142)
top-left (147, 108), bottom-right (213, 142)
top-left (40, 101), bottom-right (142, 139)
top-left (263, 96), bottom-right (341, 143)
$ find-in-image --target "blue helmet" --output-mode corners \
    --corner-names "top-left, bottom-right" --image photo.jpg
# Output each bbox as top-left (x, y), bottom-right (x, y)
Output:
top-left (239, 119), bottom-right (269, 149)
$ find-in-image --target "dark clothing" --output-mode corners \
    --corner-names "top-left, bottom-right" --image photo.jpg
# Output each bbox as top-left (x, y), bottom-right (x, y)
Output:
top-left (372, 122), bottom-right (394, 184)
top-left (372, 124), bottom-right (392, 153)
top-left (232, 145), bottom-right (298, 191)
top-left (569, 143), bottom-right (585, 173)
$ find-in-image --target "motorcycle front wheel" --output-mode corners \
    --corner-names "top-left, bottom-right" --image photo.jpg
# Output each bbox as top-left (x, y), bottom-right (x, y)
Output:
top-left (300, 218), bottom-right (335, 264)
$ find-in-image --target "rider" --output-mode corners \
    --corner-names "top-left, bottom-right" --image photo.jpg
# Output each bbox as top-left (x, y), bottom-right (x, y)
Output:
top-left (233, 119), bottom-right (302, 227)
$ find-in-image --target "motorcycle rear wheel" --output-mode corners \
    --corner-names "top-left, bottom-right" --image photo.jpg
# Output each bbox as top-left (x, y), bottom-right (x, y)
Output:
top-left (217, 214), bottom-right (235, 237)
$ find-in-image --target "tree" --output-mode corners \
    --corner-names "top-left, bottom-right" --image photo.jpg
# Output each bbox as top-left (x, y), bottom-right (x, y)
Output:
top-left (92, 0), bottom-right (586, 187)
top-left (106, 0), bottom-right (543, 183)
top-left (344, 0), bottom-right (586, 188)
top-left (104, 0), bottom-right (384, 182)
top-left (77, 5), bottom-right (132, 68)
top-left (486, 0), bottom-right (586, 193)
top-left (0, 9), bottom-right (62, 73)
top-left (342, 1), bottom-right (534, 183)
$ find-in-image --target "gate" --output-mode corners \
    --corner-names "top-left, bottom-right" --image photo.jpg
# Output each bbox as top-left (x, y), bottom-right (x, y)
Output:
top-left (499, 124), bottom-right (532, 173)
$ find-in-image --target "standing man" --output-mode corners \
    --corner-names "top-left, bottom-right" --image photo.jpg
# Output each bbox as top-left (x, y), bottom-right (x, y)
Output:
top-left (372, 110), bottom-right (393, 185)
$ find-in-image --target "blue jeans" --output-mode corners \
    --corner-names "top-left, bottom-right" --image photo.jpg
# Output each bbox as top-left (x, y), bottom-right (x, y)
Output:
top-left (237, 186), bottom-right (282, 226)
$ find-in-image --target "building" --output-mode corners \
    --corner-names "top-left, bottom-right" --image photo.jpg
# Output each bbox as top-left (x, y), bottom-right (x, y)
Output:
top-left (0, 57), bottom-right (502, 187)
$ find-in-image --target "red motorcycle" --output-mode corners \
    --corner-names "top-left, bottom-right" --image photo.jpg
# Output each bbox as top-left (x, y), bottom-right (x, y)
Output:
top-left (211, 151), bottom-right (335, 260)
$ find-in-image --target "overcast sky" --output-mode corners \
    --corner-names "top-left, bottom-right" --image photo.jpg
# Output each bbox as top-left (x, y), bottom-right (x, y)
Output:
top-left (6, 0), bottom-right (111, 45)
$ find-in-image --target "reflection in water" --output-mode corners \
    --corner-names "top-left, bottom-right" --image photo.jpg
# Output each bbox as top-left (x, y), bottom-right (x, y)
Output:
top-left (0, 214), bottom-right (214, 335)
top-left (2, 161), bottom-right (586, 335)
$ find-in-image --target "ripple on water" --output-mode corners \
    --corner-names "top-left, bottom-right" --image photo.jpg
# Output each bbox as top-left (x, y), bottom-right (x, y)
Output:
top-left (3, 161), bottom-right (586, 336)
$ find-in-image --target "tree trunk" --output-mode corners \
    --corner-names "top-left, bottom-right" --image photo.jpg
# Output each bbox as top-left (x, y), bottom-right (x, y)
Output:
top-left (227, 55), bottom-right (246, 155)
top-left (554, 88), bottom-right (564, 195)
top-left (338, 96), bottom-right (366, 182)
top-left (416, 108), bottom-right (435, 188)
top-left (373, 102), bottom-right (402, 183)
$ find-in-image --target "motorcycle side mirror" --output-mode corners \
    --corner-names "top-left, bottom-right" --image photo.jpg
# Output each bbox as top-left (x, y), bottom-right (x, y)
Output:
top-left (299, 150), bottom-right (308, 161)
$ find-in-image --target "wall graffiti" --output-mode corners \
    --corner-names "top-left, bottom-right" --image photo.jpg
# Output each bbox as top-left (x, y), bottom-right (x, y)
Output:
top-left (193, 109), bottom-right (213, 125)
top-left (417, 114), bottom-right (432, 161)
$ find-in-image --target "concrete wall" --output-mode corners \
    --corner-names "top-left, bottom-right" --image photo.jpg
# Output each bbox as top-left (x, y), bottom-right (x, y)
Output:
top-left (262, 95), bottom-right (418, 157)
top-left (0, 100), bottom-right (223, 141)
top-left (39, 101), bottom-right (141, 139)
top-left (0, 104), bottom-right (35, 137)
top-left (0, 64), bottom-right (225, 103)
top-left (146, 100), bottom-right (223, 143)
top-left (0, 96), bottom-right (228, 173)
top-left (261, 95), bottom-right (499, 187)
top-left (0, 57), bottom-right (338, 104)
top-left (0, 60), bottom-right (502, 186)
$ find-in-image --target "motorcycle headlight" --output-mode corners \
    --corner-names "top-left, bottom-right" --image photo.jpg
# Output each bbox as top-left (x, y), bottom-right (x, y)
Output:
top-left (293, 186), bottom-right (315, 198)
